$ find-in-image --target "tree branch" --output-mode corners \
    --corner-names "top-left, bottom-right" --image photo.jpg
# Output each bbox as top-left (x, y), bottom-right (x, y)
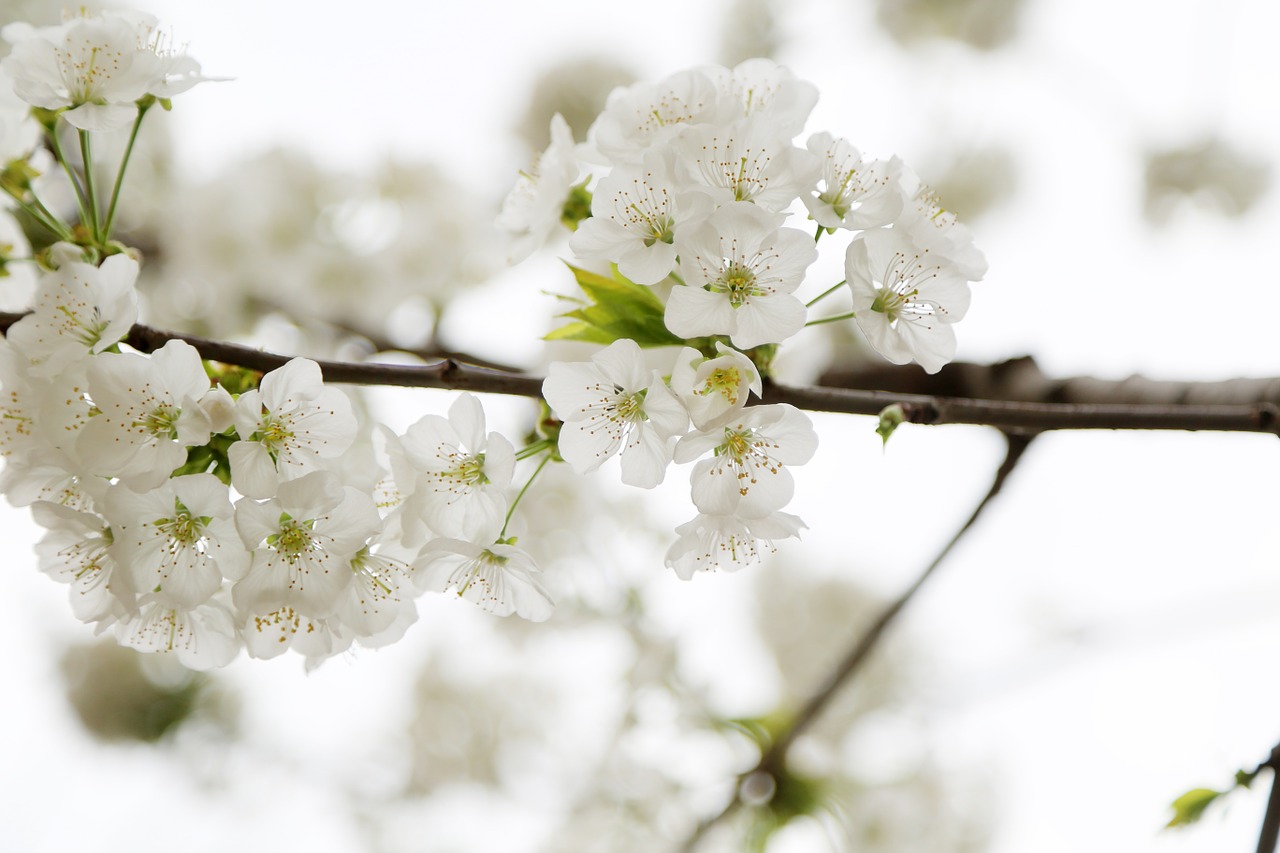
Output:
top-left (679, 432), bottom-right (1034, 852)
top-left (3, 313), bottom-right (1278, 434)
top-left (1258, 743), bottom-right (1280, 853)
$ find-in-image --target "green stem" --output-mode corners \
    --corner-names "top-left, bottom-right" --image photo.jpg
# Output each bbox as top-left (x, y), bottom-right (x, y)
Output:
top-left (805, 280), bottom-right (847, 309)
top-left (77, 129), bottom-right (100, 241)
top-left (814, 224), bottom-right (825, 243)
top-left (515, 438), bottom-right (553, 461)
top-left (47, 127), bottom-right (91, 229)
top-left (3, 191), bottom-right (74, 241)
top-left (102, 104), bottom-right (149, 239)
top-left (804, 311), bottom-right (855, 327)
top-left (501, 453), bottom-right (551, 537)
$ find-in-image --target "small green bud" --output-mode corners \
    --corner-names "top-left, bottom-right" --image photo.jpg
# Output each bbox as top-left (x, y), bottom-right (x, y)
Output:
top-left (560, 180), bottom-right (592, 231)
top-left (876, 403), bottom-right (906, 447)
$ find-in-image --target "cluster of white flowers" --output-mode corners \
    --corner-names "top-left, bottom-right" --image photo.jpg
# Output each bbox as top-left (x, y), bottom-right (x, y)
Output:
top-left (0, 9), bottom-right (559, 670)
top-left (1, 247), bottom-right (557, 669)
top-left (0, 9), bottom-right (988, 668)
top-left (504, 60), bottom-right (986, 575)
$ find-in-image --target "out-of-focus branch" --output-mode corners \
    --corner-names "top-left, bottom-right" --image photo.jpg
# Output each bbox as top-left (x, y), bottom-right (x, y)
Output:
top-left (2, 313), bottom-right (1278, 433)
top-left (679, 432), bottom-right (1034, 852)
top-left (1258, 743), bottom-right (1280, 853)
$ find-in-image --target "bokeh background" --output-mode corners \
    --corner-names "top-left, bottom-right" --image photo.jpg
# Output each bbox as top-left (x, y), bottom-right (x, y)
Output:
top-left (1, 0), bottom-right (1279, 851)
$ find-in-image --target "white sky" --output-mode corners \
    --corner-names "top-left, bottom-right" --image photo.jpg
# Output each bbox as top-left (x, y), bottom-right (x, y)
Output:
top-left (3, 1), bottom-right (1280, 851)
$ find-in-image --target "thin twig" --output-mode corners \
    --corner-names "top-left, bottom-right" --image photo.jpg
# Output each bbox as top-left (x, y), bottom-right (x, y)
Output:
top-left (679, 432), bottom-right (1034, 852)
top-left (1, 313), bottom-right (1277, 434)
top-left (1258, 744), bottom-right (1280, 853)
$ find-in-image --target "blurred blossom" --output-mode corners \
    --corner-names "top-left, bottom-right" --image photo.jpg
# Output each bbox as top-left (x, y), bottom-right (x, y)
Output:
top-left (1143, 137), bottom-right (1271, 225)
top-left (142, 148), bottom-right (495, 347)
top-left (60, 640), bottom-right (235, 743)
top-left (744, 564), bottom-right (993, 850)
top-left (405, 654), bottom-right (558, 795)
top-left (875, 0), bottom-right (1025, 51)
top-left (925, 146), bottom-right (1017, 223)
top-left (514, 58), bottom-right (636, 150)
top-left (719, 0), bottom-right (782, 66)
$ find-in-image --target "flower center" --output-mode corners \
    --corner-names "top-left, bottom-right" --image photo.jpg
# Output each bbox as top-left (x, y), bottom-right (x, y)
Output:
top-left (698, 367), bottom-right (742, 405)
top-left (714, 261), bottom-right (758, 307)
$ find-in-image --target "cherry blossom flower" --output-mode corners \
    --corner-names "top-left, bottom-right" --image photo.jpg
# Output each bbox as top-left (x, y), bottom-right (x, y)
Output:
top-left (232, 471), bottom-right (382, 618)
top-left (78, 339), bottom-right (212, 490)
top-left (665, 510), bottom-right (806, 580)
top-left (417, 532), bottom-right (554, 622)
top-left (104, 473), bottom-right (246, 609)
top-left (666, 202), bottom-right (816, 348)
top-left (32, 500), bottom-right (126, 624)
top-left (569, 150), bottom-right (713, 285)
top-left (845, 227), bottom-right (971, 374)
top-left (228, 357), bottom-right (357, 499)
top-left (2, 10), bottom-right (214, 131)
top-left (115, 594), bottom-right (240, 670)
top-left (543, 338), bottom-right (689, 488)
top-left (334, 540), bottom-right (417, 641)
top-left (669, 343), bottom-right (762, 431)
top-left (497, 113), bottom-right (581, 264)
top-left (6, 253), bottom-right (138, 378)
top-left (381, 393), bottom-right (515, 546)
top-left (241, 604), bottom-right (350, 663)
top-left (707, 58), bottom-right (819, 138)
top-left (895, 168), bottom-right (988, 281)
top-left (676, 403), bottom-right (818, 518)
top-left (587, 68), bottom-right (729, 164)
top-left (674, 115), bottom-right (819, 211)
top-left (803, 132), bottom-right (904, 231)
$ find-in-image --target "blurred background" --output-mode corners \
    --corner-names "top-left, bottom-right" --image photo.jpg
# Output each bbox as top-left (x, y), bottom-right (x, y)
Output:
top-left (1, 0), bottom-right (1279, 850)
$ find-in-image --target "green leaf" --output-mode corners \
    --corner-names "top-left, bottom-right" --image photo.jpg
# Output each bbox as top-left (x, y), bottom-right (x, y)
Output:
top-left (546, 263), bottom-right (686, 348)
top-left (1166, 787), bottom-right (1223, 828)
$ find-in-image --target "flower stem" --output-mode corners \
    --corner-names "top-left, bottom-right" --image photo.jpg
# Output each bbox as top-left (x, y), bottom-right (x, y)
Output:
top-left (3, 191), bottom-right (74, 241)
top-left (47, 127), bottom-right (91, 231)
top-left (501, 453), bottom-right (551, 537)
top-left (804, 311), bottom-right (855, 327)
top-left (813, 224), bottom-right (825, 243)
top-left (102, 104), bottom-right (150, 239)
top-left (77, 129), bottom-right (101, 241)
top-left (515, 438), bottom-right (554, 461)
top-left (805, 280), bottom-right (847, 309)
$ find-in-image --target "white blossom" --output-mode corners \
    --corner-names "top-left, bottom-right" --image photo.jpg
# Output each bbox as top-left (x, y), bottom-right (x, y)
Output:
top-left (569, 150), bottom-right (712, 285)
top-left (6, 253), bottom-right (138, 378)
top-left (673, 115), bottom-right (819, 211)
top-left (845, 227), bottom-right (971, 374)
top-left (665, 510), bottom-right (806, 580)
top-left (895, 167), bottom-right (988, 281)
top-left (587, 68), bottom-right (729, 165)
top-left (115, 594), bottom-right (240, 670)
top-left (382, 393), bottom-right (515, 546)
top-left (78, 339), bottom-right (212, 490)
top-left (706, 58), bottom-right (819, 138)
top-left (667, 201), bottom-right (816, 348)
top-left (104, 473), bottom-right (246, 609)
top-left (417, 532), bottom-right (554, 622)
top-left (228, 357), bottom-right (357, 499)
top-left (676, 403), bottom-right (818, 518)
top-left (543, 338), bottom-right (689, 488)
top-left (232, 471), bottom-right (382, 618)
top-left (2, 10), bottom-right (214, 131)
top-left (669, 343), bottom-right (762, 431)
top-left (803, 132), bottom-right (904, 231)
top-left (497, 113), bottom-right (581, 264)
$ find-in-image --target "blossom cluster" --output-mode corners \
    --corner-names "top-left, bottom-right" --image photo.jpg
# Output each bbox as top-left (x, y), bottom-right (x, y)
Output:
top-left (1, 248), bottom-right (559, 670)
top-left (502, 60), bottom-right (986, 574)
top-left (0, 9), bottom-right (556, 670)
top-left (0, 9), bottom-right (988, 670)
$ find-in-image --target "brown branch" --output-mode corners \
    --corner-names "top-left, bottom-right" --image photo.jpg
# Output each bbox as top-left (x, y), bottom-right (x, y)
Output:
top-left (1258, 743), bottom-right (1280, 853)
top-left (679, 432), bottom-right (1034, 852)
top-left (3, 313), bottom-right (1279, 434)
